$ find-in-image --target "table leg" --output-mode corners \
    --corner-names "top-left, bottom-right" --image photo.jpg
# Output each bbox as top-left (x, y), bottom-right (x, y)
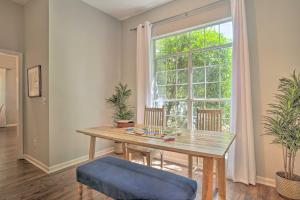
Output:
top-left (122, 143), bottom-right (128, 159)
top-left (202, 157), bottom-right (214, 200)
top-left (217, 158), bottom-right (226, 200)
top-left (89, 136), bottom-right (96, 160)
top-left (188, 154), bottom-right (193, 178)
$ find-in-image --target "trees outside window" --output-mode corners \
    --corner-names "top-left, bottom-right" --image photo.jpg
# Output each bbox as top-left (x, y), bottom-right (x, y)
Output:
top-left (153, 20), bottom-right (233, 130)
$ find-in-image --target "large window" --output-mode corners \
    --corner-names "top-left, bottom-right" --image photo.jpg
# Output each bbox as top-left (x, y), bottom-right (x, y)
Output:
top-left (152, 20), bottom-right (233, 130)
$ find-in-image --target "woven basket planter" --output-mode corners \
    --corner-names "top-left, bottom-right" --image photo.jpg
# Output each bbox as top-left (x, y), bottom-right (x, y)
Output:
top-left (276, 172), bottom-right (300, 200)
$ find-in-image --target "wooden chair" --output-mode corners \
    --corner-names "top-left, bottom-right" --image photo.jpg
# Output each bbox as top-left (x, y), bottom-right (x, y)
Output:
top-left (188, 109), bottom-right (223, 178)
top-left (196, 109), bottom-right (222, 132)
top-left (126, 106), bottom-right (165, 168)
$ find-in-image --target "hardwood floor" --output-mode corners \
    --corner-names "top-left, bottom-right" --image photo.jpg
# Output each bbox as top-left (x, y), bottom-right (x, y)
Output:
top-left (0, 127), bottom-right (285, 200)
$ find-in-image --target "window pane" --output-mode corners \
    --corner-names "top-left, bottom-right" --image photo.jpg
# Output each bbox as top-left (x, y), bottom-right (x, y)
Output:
top-left (206, 83), bottom-right (220, 98)
top-left (192, 52), bottom-right (206, 67)
top-left (157, 86), bottom-right (166, 99)
top-left (176, 85), bottom-right (188, 99)
top-left (177, 69), bottom-right (188, 84)
top-left (166, 57), bottom-right (176, 70)
top-left (193, 84), bottom-right (205, 98)
top-left (153, 21), bottom-right (233, 129)
top-left (206, 50), bottom-right (221, 65)
top-left (221, 82), bottom-right (231, 98)
top-left (205, 25), bottom-right (220, 47)
top-left (166, 71), bottom-right (176, 84)
top-left (192, 101), bottom-right (205, 116)
top-left (190, 29), bottom-right (205, 49)
top-left (156, 59), bottom-right (165, 71)
top-left (220, 66), bottom-right (231, 82)
top-left (156, 71), bottom-right (166, 85)
top-left (176, 117), bottom-right (187, 128)
top-left (166, 116), bottom-right (177, 128)
top-left (193, 67), bottom-right (205, 83)
top-left (206, 66), bottom-right (219, 82)
top-left (205, 101), bottom-right (220, 109)
top-left (177, 55), bottom-right (188, 69)
top-left (220, 22), bottom-right (233, 44)
top-left (166, 86), bottom-right (176, 99)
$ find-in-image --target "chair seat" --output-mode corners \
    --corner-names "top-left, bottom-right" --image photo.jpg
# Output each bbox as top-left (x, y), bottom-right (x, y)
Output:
top-left (77, 156), bottom-right (197, 200)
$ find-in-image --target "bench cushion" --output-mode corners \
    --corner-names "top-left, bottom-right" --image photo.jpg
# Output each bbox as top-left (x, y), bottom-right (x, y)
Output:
top-left (76, 156), bottom-right (197, 200)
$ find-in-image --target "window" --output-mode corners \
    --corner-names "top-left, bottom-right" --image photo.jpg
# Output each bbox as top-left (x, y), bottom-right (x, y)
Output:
top-left (152, 20), bottom-right (233, 130)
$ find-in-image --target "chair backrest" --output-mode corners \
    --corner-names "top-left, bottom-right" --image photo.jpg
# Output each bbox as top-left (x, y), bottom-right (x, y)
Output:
top-left (196, 109), bottom-right (222, 131)
top-left (144, 106), bottom-right (164, 127)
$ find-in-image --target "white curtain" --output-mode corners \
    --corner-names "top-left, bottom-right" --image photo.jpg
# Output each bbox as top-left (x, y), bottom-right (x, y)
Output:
top-left (0, 68), bottom-right (6, 127)
top-left (136, 21), bottom-right (153, 124)
top-left (227, 0), bottom-right (256, 185)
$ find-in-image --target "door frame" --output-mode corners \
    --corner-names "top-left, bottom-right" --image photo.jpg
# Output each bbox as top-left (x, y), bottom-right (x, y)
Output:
top-left (0, 49), bottom-right (23, 159)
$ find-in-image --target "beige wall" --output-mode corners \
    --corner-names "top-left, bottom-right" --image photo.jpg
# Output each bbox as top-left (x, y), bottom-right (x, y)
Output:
top-left (246, 0), bottom-right (300, 180)
top-left (24, 0), bottom-right (49, 165)
top-left (0, 0), bottom-right (24, 52)
top-left (49, 0), bottom-right (122, 166)
top-left (121, 0), bottom-right (300, 182)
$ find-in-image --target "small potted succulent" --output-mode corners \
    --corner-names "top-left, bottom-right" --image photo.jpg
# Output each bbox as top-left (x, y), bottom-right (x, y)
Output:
top-left (106, 83), bottom-right (135, 128)
top-left (264, 71), bottom-right (300, 199)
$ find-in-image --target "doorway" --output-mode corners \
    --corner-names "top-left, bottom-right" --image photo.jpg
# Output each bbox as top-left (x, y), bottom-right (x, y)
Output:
top-left (0, 49), bottom-right (23, 159)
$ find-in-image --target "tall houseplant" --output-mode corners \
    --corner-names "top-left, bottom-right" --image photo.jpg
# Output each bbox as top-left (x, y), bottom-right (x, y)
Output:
top-left (264, 71), bottom-right (300, 199)
top-left (106, 83), bottom-right (134, 127)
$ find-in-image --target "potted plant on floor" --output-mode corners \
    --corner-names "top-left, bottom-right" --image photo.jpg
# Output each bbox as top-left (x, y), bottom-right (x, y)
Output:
top-left (264, 71), bottom-right (300, 199)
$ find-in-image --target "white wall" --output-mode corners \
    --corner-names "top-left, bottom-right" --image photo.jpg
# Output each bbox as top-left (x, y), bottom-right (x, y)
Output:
top-left (24, 0), bottom-right (49, 166)
top-left (246, 0), bottom-right (300, 181)
top-left (49, 0), bottom-right (122, 166)
top-left (121, 0), bottom-right (300, 183)
top-left (0, 0), bottom-right (24, 52)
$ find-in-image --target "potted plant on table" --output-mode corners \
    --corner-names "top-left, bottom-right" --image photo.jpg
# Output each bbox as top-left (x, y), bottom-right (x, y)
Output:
top-left (264, 71), bottom-right (300, 200)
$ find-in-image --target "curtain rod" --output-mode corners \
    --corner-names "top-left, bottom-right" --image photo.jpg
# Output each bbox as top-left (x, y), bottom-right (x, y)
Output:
top-left (129, 0), bottom-right (226, 31)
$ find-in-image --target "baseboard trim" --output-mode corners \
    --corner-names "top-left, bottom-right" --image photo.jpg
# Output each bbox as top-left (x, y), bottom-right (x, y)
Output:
top-left (256, 176), bottom-right (275, 187)
top-left (24, 147), bottom-right (114, 174)
top-left (24, 154), bottom-right (49, 174)
top-left (48, 147), bottom-right (114, 173)
top-left (160, 152), bottom-right (276, 188)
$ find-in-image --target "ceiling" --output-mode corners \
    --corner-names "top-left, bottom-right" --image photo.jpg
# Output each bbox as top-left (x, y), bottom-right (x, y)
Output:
top-left (11, 0), bottom-right (30, 5)
top-left (82, 0), bottom-right (175, 20)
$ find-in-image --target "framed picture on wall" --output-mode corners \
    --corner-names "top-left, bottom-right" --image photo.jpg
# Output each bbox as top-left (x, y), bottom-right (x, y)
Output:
top-left (27, 65), bottom-right (41, 97)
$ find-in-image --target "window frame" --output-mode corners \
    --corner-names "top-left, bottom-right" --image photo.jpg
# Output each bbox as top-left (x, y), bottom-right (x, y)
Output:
top-left (151, 18), bottom-right (233, 130)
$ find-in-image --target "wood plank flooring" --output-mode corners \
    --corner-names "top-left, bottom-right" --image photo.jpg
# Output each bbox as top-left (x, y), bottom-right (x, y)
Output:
top-left (0, 127), bottom-right (285, 200)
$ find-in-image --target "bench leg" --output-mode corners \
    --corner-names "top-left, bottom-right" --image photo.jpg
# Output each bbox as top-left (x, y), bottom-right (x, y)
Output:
top-left (188, 154), bottom-right (193, 178)
top-left (202, 157), bottom-right (214, 200)
top-left (122, 143), bottom-right (128, 160)
top-left (160, 152), bottom-right (164, 169)
top-left (89, 136), bottom-right (96, 160)
top-left (78, 183), bottom-right (83, 199)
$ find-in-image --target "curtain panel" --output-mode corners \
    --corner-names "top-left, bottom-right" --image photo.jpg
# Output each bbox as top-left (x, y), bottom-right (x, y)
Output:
top-left (228, 0), bottom-right (256, 185)
top-left (136, 21), bottom-right (153, 124)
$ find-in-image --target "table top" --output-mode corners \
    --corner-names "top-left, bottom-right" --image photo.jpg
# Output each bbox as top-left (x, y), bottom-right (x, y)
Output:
top-left (77, 126), bottom-right (236, 158)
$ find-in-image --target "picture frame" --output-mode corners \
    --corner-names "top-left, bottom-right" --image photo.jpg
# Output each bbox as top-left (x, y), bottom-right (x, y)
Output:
top-left (27, 65), bottom-right (42, 97)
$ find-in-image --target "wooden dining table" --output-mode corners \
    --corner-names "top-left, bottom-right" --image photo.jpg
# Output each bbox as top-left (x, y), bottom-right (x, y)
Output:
top-left (77, 126), bottom-right (236, 200)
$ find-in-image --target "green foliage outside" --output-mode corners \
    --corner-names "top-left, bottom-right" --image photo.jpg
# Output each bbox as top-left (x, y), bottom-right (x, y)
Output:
top-left (106, 83), bottom-right (134, 121)
top-left (153, 22), bottom-right (233, 129)
top-left (264, 71), bottom-right (300, 180)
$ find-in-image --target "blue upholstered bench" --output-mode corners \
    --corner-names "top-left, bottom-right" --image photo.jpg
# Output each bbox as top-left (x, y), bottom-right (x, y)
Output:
top-left (76, 156), bottom-right (197, 200)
